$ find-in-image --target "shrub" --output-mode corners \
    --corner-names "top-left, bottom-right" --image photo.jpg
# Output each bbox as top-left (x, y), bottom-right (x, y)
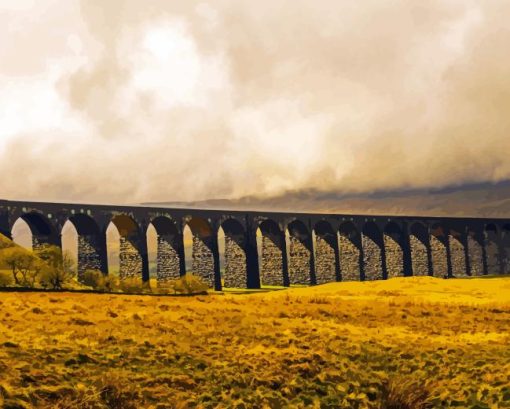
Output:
top-left (0, 271), bottom-right (13, 287)
top-left (97, 275), bottom-right (120, 292)
top-left (119, 277), bottom-right (146, 294)
top-left (172, 274), bottom-right (208, 295)
top-left (82, 270), bottom-right (104, 289)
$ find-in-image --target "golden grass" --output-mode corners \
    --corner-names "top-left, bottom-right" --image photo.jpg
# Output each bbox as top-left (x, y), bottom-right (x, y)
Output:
top-left (0, 276), bottom-right (509, 408)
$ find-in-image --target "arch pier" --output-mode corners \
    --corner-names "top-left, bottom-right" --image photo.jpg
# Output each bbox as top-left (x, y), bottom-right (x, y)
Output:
top-left (0, 199), bottom-right (508, 290)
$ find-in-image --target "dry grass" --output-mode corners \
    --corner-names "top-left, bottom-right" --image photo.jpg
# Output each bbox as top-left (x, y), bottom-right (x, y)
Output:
top-left (0, 276), bottom-right (509, 408)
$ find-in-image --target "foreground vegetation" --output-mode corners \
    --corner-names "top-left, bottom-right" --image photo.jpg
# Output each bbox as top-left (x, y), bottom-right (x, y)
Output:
top-left (0, 276), bottom-right (509, 408)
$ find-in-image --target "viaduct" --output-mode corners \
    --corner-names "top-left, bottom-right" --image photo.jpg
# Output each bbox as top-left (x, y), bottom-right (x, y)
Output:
top-left (0, 199), bottom-right (509, 290)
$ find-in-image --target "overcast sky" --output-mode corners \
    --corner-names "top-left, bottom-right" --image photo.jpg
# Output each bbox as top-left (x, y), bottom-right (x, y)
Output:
top-left (1, 0), bottom-right (510, 204)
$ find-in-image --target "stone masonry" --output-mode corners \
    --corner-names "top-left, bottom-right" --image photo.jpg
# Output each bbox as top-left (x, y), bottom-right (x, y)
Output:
top-left (362, 234), bottom-right (383, 280)
top-left (314, 235), bottom-right (336, 284)
top-left (484, 236), bottom-right (500, 275)
top-left (156, 235), bottom-right (181, 285)
top-left (192, 235), bottom-right (215, 288)
top-left (260, 234), bottom-right (284, 286)
top-left (430, 235), bottom-right (448, 277)
top-left (119, 236), bottom-right (142, 280)
top-left (383, 234), bottom-right (404, 278)
top-left (467, 235), bottom-right (484, 276)
top-left (409, 235), bottom-right (429, 276)
top-left (448, 235), bottom-right (467, 277)
top-left (288, 235), bottom-right (311, 285)
top-left (77, 235), bottom-right (102, 281)
top-left (223, 234), bottom-right (247, 288)
top-left (338, 234), bottom-right (360, 281)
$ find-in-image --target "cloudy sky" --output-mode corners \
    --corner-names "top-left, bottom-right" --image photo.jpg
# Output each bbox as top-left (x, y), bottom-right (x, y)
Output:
top-left (1, 0), bottom-right (510, 205)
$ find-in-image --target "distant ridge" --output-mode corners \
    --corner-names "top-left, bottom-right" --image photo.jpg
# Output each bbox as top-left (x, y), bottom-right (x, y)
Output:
top-left (143, 180), bottom-right (510, 218)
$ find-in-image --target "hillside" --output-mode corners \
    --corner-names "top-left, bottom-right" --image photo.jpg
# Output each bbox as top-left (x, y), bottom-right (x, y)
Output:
top-left (145, 180), bottom-right (510, 218)
top-left (0, 276), bottom-right (508, 408)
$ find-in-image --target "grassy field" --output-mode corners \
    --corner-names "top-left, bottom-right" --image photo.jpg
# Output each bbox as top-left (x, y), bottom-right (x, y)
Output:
top-left (0, 277), bottom-right (509, 408)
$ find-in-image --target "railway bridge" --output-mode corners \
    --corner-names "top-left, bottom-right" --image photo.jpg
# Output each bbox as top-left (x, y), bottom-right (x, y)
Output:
top-left (0, 199), bottom-right (508, 290)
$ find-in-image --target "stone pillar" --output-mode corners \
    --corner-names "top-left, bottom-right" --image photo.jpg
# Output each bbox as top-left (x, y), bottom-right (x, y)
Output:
top-left (484, 229), bottom-right (500, 275)
top-left (448, 234), bottom-right (467, 277)
top-left (362, 234), bottom-right (383, 281)
top-left (500, 228), bottom-right (510, 274)
top-left (384, 234), bottom-right (404, 278)
top-left (77, 235), bottom-right (103, 281)
top-left (409, 235), bottom-right (429, 276)
top-left (288, 235), bottom-right (312, 285)
top-left (192, 235), bottom-right (215, 288)
top-left (156, 234), bottom-right (181, 286)
top-left (260, 234), bottom-right (284, 286)
top-left (223, 233), bottom-right (247, 288)
top-left (430, 235), bottom-right (448, 278)
top-left (467, 234), bottom-right (484, 276)
top-left (314, 234), bottom-right (337, 284)
top-left (119, 236), bottom-right (143, 280)
top-left (401, 224), bottom-right (414, 277)
top-left (338, 233), bottom-right (361, 281)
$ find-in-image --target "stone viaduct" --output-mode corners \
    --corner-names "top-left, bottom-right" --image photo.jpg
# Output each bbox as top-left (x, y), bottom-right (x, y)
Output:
top-left (0, 199), bottom-right (509, 290)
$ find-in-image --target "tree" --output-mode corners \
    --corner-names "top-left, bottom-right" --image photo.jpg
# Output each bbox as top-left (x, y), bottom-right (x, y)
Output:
top-left (2, 246), bottom-right (44, 288)
top-left (37, 245), bottom-right (76, 290)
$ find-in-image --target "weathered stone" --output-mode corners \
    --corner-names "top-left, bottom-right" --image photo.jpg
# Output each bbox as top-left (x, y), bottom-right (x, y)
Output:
top-left (77, 235), bottom-right (102, 281)
top-left (484, 237), bottom-right (500, 275)
top-left (448, 235), bottom-right (467, 277)
top-left (314, 235), bottom-right (336, 284)
top-left (430, 235), bottom-right (447, 278)
top-left (500, 230), bottom-right (510, 274)
top-left (384, 234), bottom-right (404, 278)
top-left (192, 235), bottom-right (215, 288)
top-left (119, 236), bottom-right (142, 280)
top-left (409, 235), bottom-right (429, 276)
top-left (288, 235), bottom-right (311, 285)
top-left (260, 235), bottom-right (284, 286)
top-left (467, 235), bottom-right (484, 276)
top-left (223, 234), bottom-right (247, 288)
top-left (338, 234), bottom-right (360, 281)
top-left (362, 234), bottom-right (383, 280)
top-left (156, 235), bottom-right (181, 285)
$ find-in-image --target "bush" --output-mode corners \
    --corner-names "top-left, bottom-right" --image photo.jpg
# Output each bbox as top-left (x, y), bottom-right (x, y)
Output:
top-left (172, 274), bottom-right (208, 295)
top-left (0, 271), bottom-right (13, 287)
top-left (82, 270), bottom-right (104, 289)
top-left (119, 277), bottom-right (147, 294)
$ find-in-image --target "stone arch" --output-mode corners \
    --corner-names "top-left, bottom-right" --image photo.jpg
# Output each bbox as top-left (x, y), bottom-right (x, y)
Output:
top-left (109, 214), bottom-right (147, 281)
top-left (258, 219), bottom-right (287, 286)
top-left (362, 222), bottom-right (384, 280)
top-left (220, 218), bottom-right (247, 288)
top-left (287, 219), bottom-right (313, 285)
top-left (338, 221), bottom-right (361, 281)
top-left (430, 223), bottom-right (448, 278)
top-left (409, 222), bottom-right (430, 276)
top-left (448, 225), bottom-right (467, 277)
top-left (151, 216), bottom-right (182, 286)
top-left (500, 224), bottom-right (510, 274)
top-left (66, 214), bottom-right (106, 280)
top-left (467, 226), bottom-right (485, 276)
top-left (12, 212), bottom-right (59, 250)
top-left (313, 220), bottom-right (338, 284)
top-left (383, 222), bottom-right (404, 278)
top-left (484, 224), bottom-right (500, 275)
top-left (185, 217), bottom-right (217, 289)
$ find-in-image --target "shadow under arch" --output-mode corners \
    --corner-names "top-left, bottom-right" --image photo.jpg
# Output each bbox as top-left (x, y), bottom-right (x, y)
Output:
top-left (220, 218), bottom-right (247, 288)
top-left (185, 216), bottom-right (218, 289)
top-left (362, 222), bottom-right (384, 281)
top-left (287, 219), bottom-right (314, 285)
top-left (109, 214), bottom-right (148, 281)
top-left (383, 222), bottom-right (404, 278)
top-left (150, 216), bottom-right (183, 285)
top-left (430, 223), bottom-right (448, 278)
top-left (338, 221), bottom-right (361, 281)
top-left (65, 213), bottom-right (106, 280)
top-left (409, 222), bottom-right (430, 276)
top-left (12, 212), bottom-right (59, 250)
top-left (313, 220), bottom-right (338, 284)
top-left (484, 224), bottom-right (500, 275)
top-left (258, 219), bottom-right (288, 287)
